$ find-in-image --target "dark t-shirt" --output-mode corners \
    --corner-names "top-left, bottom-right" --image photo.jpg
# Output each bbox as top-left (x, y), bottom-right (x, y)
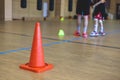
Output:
top-left (92, 0), bottom-right (106, 18)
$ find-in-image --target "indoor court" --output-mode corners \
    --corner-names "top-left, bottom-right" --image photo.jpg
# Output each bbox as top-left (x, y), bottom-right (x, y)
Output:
top-left (0, 19), bottom-right (120, 80)
top-left (0, 0), bottom-right (120, 80)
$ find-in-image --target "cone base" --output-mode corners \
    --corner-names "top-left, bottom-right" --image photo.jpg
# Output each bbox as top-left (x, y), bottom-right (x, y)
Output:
top-left (20, 63), bottom-right (53, 73)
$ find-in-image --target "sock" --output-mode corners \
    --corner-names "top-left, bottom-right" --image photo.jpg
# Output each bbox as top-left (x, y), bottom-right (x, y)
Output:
top-left (94, 19), bottom-right (98, 32)
top-left (100, 26), bottom-right (104, 32)
top-left (99, 20), bottom-right (104, 32)
top-left (77, 26), bottom-right (80, 33)
top-left (94, 25), bottom-right (98, 32)
top-left (83, 26), bottom-right (87, 33)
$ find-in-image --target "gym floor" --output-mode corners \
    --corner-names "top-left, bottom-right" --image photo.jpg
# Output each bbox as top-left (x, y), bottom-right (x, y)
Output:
top-left (0, 18), bottom-right (120, 80)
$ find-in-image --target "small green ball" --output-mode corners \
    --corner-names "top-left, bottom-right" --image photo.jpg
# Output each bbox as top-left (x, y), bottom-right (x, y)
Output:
top-left (60, 17), bottom-right (64, 21)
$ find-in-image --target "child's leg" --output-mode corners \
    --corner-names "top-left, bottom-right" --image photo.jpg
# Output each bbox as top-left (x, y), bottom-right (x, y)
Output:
top-left (89, 18), bottom-right (99, 37)
top-left (82, 15), bottom-right (88, 38)
top-left (74, 15), bottom-right (82, 36)
top-left (83, 15), bottom-right (88, 33)
top-left (99, 19), bottom-right (106, 36)
top-left (94, 18), bottom-right (99, 32)
top-left (77, 15), bottom-right (82, 33)
top-left (99, 19), bottom-right (104, 32)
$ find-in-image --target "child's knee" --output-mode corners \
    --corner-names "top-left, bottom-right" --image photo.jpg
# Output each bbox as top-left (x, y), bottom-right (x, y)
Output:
top-left (99, 20), bottom-right (103, 26)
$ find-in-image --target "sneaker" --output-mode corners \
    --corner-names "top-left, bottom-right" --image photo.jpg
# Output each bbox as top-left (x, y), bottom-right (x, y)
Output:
top-left (99, 32), bottom-right (106, 36)
top-left (74, 31), bottom-right (80, 36)
top-left (90, 31), bottom-right (99, 37)
top-left (82, 33), bottom-right (88, 38)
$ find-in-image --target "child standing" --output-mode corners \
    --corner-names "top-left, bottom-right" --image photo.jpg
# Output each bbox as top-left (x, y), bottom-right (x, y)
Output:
top-left (90, 0), bottom-right (106, 37)
top-left (74, 0), bottom-right (91, 38)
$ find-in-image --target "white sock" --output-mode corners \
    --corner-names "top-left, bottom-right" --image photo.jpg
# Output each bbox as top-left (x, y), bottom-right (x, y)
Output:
top-left (100, 26), bottom-right (104, 32)
top-left (83, 26), bottom-right (87, 33)
top-left (94, 19), bottom-right (98, 32)
top-left (94, 25), bottom-right (98, 32)
top-left (99, 20), bottom-right (104, 32)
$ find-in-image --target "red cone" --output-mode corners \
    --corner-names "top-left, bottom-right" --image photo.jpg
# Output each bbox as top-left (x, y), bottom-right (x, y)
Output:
top-left (20, 22), bottom-right (53, 73)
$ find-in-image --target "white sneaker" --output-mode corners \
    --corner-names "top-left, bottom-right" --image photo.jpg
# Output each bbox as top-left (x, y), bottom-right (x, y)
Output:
top-left (90, 31), bottom-right (99, 37)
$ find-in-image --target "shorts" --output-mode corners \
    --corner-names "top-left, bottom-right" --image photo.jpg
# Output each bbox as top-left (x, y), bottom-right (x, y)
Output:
top-left (76, 10), bottom-right (90, 15)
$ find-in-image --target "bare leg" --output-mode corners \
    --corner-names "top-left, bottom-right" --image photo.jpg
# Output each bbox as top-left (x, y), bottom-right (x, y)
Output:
top-left (77, 15), bottom-right (82, 33)
top-left (82, 15), bottom-right (88, 38)
top-left (83, 15), bottom-right (88, 33)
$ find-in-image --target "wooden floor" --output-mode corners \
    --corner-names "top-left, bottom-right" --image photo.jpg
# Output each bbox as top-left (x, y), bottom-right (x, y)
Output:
top-left (0, 19), bottom-right (120, 80)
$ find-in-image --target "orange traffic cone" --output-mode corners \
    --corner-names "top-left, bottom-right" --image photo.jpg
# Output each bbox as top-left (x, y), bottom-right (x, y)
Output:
top-left (20, 22), bottom-right (53, 73)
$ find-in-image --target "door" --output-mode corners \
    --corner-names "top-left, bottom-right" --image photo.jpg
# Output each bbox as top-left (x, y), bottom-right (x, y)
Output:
top-left (0, 0), bottom-right (4, 21)
top-left (55, 0), bottom-right (61, 18)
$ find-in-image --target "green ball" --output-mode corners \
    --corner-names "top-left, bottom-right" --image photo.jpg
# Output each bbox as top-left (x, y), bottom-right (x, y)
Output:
top-left (60, 17), bottom-right (64, 21)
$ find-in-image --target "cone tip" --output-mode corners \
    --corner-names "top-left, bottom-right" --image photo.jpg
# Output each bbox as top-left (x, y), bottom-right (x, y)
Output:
top-left (36, 22), bottom-right (40, 27)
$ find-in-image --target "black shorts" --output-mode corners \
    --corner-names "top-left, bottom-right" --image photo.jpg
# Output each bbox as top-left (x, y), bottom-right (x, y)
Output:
top-left (76, 10), bottom-right (90, 15)
top-left (76, 0), bottom-right (91, 15)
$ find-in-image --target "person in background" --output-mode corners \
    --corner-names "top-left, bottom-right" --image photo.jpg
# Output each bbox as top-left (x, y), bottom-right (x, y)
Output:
top-left (90, 0), bottom-right (106, 37)
top-left (74, 0), bottom-right (91, 38)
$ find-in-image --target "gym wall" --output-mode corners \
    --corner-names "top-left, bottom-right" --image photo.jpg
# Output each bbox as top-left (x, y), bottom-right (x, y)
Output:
top-left (13, 0), bottom-right (43, 20)
top-left (108, 0), bottom-right (120, 19)
top-left (12, 0), bottom-right (77, 20)
top-left (14, 0), bottom-right (120, 20)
